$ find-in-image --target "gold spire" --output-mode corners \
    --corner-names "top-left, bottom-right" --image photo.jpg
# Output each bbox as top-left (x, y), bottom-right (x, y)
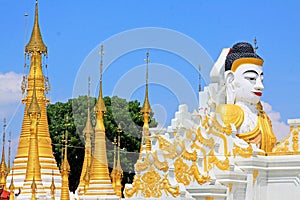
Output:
top-left (111, 137), bottom-right (117, 190)
top-left (8, 131), bottom-right (11, 173)
top-left (111, 124), bottom-right (123, 198)
top-left (0, 118), bottom-right (7, 187)
top-left (60, 117), bottom-right (70, 200)
top-left (83, 45), bottom-right (118, 198)
top-left (140, 52), bottom-right (152, 151)
top-left (10, 1), bottom-right (61, 195)
top-left (115, 124), bottom-right (123, 197)
top-left (25, 0), bottom-right (47, 53)
top-left (94, 45), bottom-right (106, 113)
top-left (50, 170), bottom-right (55, 200)
top-left (78, 76), bottom-right (93, 193)
top-left (31, 176), bottom-right (37, 200)
top-left (9, 172), bottom-right (15, 200)
top-left (141, 51), bottom-right (152, 114)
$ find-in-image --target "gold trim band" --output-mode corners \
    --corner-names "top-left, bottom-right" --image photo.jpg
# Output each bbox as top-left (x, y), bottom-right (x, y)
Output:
top-left (231, 58), bottom-right (264, 72)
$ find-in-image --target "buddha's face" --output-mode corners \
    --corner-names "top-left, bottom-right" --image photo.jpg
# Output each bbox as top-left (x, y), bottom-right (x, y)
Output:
top-left (232, 63), bottom-right (264, 105)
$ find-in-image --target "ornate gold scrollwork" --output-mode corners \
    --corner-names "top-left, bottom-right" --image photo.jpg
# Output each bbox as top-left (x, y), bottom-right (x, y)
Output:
top-left (124, 174), bottom-right (143, 198)
top-left (155, 135), bottom-right (177, 159)
top-left (141, 168), bottom-right (162, 198)
top-left (208, 150), bottom-right (229, 171)
top-left (292, 129), bottom-right (299, 152)
top-left (182, 149), bottom-right (197, 161)
top-left (174, 157), bottom-right (190, 185)
top-left (190, 142), bottom-right (208, 172)
top-left (232, 143), bottom-right (253, 158)
top-left (188, 161), bottom-right (210, 185)
top-left (161, 174), bottom-right (180, 197)
top-left (135, 156), bottom-right (149, 172)
top-left (152, 151), bottom-right (169, 171)
top-left (197, 127), bottom-right (214, 148)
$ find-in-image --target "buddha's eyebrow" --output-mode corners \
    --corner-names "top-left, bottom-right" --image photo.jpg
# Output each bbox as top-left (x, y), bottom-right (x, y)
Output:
top-left (243, 70), bottom-right (259, 75)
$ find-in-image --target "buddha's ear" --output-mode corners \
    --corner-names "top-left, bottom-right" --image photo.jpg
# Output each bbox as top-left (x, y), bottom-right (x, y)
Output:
top-left (224, 70), bottom-right (235, 104)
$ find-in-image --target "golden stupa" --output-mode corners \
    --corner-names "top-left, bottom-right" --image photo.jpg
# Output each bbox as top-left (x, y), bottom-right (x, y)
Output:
top-left (6, 1), bottom-right (62, 198)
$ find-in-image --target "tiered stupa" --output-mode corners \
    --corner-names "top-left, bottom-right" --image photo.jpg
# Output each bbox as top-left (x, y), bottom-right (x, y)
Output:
top-left (78, 45), bottom-right (119, 199)
top-left (76, 77), bottom-right (93, 196)
top-left (6, 1), bottom-right (62, 198)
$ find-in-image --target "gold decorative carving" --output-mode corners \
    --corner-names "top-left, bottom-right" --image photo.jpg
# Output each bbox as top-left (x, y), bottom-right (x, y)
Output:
top-left (135, 156), bottom-right (149, 172)
top-left (174, 157), bottom-right (190, 185)
top-left (152, 151), bottom-right (169, 171)
top-left (124, 174), bottom-right (143, 198)
top-left (208, 150), bottom-right (229, 171)
top-left (273, 135), bottom-right (290, 153)
top-left (124, 171), bottom-right (180, 198)
top-left (161, 174), bottom-right (180, 197)
top-left (190, 142), bottom-right (208, 172)
top-left (233, 143), bottom-right (253, 158)
top-left (253, 170), bottom-right (259, 185)
top-left (197, 127), bottom-right (214, 148)
top-left (155, 135), bottom-right (177, 159)
top-left (182, 149), bottom-right (197, 161)
top-left (292, 129), bottom-right (299, 152)
top-left (141, 168), bottom-right (162, 198)
top-left (188, 161), bottom-right (210, 185)
top-left (228, 183), bottom-right (233, 192)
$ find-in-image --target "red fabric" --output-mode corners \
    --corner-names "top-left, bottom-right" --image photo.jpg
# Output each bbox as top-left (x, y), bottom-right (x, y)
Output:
top-left (0, 190), bottom-right (10, 200)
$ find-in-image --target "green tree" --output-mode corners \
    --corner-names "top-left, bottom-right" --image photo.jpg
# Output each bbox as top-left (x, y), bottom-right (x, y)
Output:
top-left (47, 95), bottom-right (157, 192)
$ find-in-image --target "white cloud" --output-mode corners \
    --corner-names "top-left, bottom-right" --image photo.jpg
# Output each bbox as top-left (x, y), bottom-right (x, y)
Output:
top-left (0, 72), bottom-right (22, 118)
top-left (261, 101), bottom-right (290, 141)
top-left (0, 72), bottom-right (22, 104)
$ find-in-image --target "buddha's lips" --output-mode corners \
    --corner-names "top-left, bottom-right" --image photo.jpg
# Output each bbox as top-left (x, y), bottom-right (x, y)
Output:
top-left (253, 92), bottom-right (262, 96)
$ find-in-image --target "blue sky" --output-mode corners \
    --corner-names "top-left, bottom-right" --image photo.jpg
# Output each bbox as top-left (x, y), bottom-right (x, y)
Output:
top-left (1, 1), bottom-right (300, 159)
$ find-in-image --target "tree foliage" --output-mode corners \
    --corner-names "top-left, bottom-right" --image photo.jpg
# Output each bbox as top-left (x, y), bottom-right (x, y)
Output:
top-left (47, 95), bottom-right (157, 192)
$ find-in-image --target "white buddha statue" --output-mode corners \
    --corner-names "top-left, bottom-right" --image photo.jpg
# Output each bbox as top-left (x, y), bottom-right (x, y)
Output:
top-left (217, 42), bottom-right (277, 152)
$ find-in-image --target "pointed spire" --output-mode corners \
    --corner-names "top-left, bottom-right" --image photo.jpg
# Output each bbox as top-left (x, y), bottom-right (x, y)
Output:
top-left (50, 170), bottom-right (55, 200)
top-left (0, 117), bottom-right (7, 187)
top-left (60, 117), bottom-right (70, 200)
top-left (9, 171), bottom-right (15, 200)
top-left (111, 137), bottom-right (117, 190)
top-left (8, 131), bottom-right (11, 173)
top-left (140, 52), bottom-right (152, 151)
top-left (0, 118), bottom-right (7, 187)
top-left (141, 51), bottom-right (152, 114)
top-left (115, 124), bottom-right (123, 197)
top-left (95, 45), bottom-right (106, 113)
top-left (25, 0), bottom-right (47, 53)
top-left (83, 45), bottom-right (118, 198)
top-left (31, 175), bottom-right (37, 200)
top-left (83, 76), bottom-right (93, 135)
top-left (77, 76), bottom-right (93, 193)
top-left (117, 124), bottom-right (123, 172)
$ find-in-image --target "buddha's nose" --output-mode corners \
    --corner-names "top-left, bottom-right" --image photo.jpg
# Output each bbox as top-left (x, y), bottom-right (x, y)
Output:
top-left (255, 78), bottom-right (264, 91)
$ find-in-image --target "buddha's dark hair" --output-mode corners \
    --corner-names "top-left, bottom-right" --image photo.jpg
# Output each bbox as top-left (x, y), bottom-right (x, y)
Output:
top-left (225, 42), bottom-right (263, 71)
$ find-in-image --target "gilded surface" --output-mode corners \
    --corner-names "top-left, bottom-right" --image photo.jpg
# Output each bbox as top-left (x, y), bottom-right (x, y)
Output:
top-left (141, 168), bottom-right (162, 198)
top-left (233, 143), bottom-right (253, 158)
top-left (217, 104), bottom-right (244, 128)
top-left (253, 170), bottom-right (259, 185)
top-left (292, 129), bottom-right (298, 152)
top-left (174, 157), bottom-right (190, 185)
top-left (208, 150), bottom-right (229, 171)
top-left (188, 162), bottom-right (210, 185)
